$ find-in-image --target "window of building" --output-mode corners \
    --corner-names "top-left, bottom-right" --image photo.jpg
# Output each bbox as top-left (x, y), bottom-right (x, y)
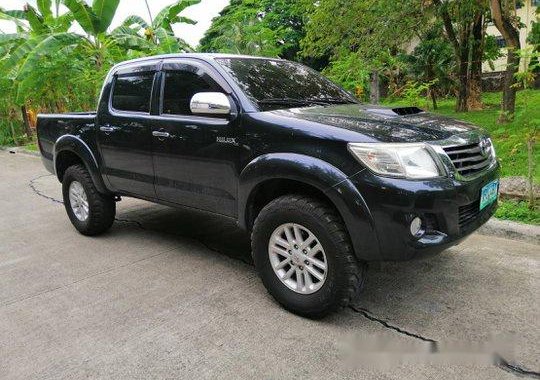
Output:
top-left (495, 36), bottom-right (506, 48)
top-left (161, 66), bottom-right (221, 116)
top-left (111, 73), bottom-right (154, 113)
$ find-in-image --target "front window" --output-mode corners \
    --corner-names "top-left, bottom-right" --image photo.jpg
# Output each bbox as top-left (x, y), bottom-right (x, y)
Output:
top-left (161, 65), bottom-right (222, 116)
top-left (216, 58), bottom-right (357, 111)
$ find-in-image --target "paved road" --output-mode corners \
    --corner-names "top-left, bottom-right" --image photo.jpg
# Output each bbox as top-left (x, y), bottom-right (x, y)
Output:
top-left (1, 151), bottom-right (538, 379)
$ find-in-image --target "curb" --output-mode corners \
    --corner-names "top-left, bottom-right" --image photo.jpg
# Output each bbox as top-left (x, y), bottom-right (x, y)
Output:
top-left (1, 146), bottom-right (40, 157)
top-left (477, 218), bottom-right (539, 245)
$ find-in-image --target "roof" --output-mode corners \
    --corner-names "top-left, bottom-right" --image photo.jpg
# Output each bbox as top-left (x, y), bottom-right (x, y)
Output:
top-left (110, 52), bottom-right (284, 70)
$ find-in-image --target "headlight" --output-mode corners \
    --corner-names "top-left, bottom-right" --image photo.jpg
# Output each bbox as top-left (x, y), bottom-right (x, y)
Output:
top-left (489, 138), bottom-right (496, 158)
top-left (347, 142), bottom-right (443, 179)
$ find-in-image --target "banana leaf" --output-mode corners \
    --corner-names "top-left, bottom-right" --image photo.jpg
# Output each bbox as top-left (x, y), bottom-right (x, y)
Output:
top-left (153, 0), bottom-right (200, 29)
top-left (24, 5), bottom-right (47, 34)
top-left (62, 0), bottom-right (99, 35)
top-left (16, 32), bottom-right (82, 78)
top-left (0, 9), bottom-right (28, 29)
top-left (121, 15), bottom-right (149, 31)
top-left (91, 0), bottom-right (120, 34)
top-left (37, 0), bottom-right (53, 20)
top-left (0, 36), bottom-right (45, 73)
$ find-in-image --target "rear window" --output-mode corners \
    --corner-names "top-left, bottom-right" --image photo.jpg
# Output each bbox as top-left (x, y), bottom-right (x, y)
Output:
top-left (111, 73), bottom-right (155, 113)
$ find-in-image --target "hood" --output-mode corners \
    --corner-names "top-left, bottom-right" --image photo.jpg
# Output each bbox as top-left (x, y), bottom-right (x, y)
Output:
top-left (266, 103), bottom-right (481, 143)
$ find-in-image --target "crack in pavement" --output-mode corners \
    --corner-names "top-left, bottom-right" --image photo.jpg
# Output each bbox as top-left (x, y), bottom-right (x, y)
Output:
top-left (29, 174), bottom-right (64, 205)
top-left (349, 305), bottom-right (540, 379)
top-left (349, 305), bottom-right (437, 347)
top-left (496, 358), bottom-right (540, 379)
top-left (28, 174), bottom-right (539, 378)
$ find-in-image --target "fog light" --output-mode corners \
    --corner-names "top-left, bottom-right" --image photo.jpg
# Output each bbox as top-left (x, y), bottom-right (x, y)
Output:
top-left (410, 217), bottom-right (424, 238)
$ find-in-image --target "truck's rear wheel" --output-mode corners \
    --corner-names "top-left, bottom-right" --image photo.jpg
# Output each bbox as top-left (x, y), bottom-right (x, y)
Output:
top-left (251, 194), bottom-right (365, 318)
top-left (62, 165), bottom-right (115, 236)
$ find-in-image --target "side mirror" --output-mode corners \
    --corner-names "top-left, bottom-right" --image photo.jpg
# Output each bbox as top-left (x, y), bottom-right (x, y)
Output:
top-left (190, 92), bottom-right (231, 116)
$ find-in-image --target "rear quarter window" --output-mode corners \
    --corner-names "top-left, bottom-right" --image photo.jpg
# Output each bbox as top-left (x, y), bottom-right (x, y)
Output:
top-left (111, 73), bottom-right (155, 113)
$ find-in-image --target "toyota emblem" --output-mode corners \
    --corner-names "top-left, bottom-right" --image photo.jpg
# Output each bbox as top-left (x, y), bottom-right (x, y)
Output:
top-left (479, 138), bottom-right (490, 158)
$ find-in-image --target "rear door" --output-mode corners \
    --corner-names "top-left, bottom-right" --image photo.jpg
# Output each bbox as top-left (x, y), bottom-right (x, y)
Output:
top-left (97, 62), bottom-right (160, 199)
top-left (151, 59), bottom-right (245, 217)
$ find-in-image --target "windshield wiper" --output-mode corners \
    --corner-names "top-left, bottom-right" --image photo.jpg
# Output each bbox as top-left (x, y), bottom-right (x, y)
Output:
top-left (306, 97), bottom-right (357, 105)
top-left (257, 97), bottom-right (328, 107)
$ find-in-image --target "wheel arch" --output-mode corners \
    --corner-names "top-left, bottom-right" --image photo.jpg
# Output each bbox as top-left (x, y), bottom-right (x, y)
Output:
top-left (238, 153), bottom-right (380, 260)
top-left (245, 178), bottom-right (337, 230)
top-left (54, 135), bottom-right (110, 194)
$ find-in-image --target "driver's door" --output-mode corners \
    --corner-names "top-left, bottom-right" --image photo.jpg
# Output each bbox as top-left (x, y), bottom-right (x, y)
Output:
top-left (151, 60), bottom-right (244, 217)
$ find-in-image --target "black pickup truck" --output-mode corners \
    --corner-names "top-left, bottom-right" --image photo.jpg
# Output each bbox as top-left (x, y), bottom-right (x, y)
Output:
top-left (37, 53), bottom-right (499, 317)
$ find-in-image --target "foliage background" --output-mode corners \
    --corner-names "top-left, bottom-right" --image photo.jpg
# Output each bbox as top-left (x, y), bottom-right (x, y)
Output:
top-left (0, 0), bottom-right (538, 222)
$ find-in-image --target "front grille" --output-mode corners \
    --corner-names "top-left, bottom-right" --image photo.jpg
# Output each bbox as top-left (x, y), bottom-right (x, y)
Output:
top-left (458, 199), bottom-right (481, 229)
top-left (443, 140), bottom-right (494, 177)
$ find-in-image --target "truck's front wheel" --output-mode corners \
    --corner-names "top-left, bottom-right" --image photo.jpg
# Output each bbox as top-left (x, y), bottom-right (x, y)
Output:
top-left (251, 194), bottom-right (365, 318)
top-left (62, 165), bottom-right (115, 236)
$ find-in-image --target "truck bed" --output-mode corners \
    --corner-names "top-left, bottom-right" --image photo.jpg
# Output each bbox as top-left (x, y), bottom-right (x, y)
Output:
top-left (36, 112), bottom-right (97, 173)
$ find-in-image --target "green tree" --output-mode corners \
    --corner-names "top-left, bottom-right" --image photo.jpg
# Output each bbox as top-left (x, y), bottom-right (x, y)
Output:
top-left (321, 52), bottom-right (371, 100)
top-left (526, 8), bottom-right (539, 73)
top-left (489, 0), bottom-right (522, 123)
top-left (199, 0), bottom-right (314, 59)
top-left (401, 24), bottom-right (455, 109)
top-left (432, 0), bottom-right (490, 112)
top-left (301, 0), bottom-right (430, 103)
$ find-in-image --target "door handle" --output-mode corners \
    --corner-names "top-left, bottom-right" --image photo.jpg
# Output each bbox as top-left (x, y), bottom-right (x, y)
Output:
top-left (99, 126), bottom-right (118, 133)
top-left (152, 130), bottom-right (170, 138)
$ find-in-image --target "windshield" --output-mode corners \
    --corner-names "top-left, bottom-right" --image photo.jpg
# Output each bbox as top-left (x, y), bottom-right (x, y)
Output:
top-left (216, 58), bottom-right (358, 111)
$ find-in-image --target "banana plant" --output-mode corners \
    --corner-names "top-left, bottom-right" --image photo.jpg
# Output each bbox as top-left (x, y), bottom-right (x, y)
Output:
top-left (0, 0), bottom-right (73, 67)
top-left (113, 0), bottom-right (200, 54)
top-left (62, 0), bottom-right (119, 43)
top-left (0, 1), bottom-right (73, 36)
top-left (0, 1), bottom-right (78, 110)
top-left (0, 0), bottom-right (121, 107)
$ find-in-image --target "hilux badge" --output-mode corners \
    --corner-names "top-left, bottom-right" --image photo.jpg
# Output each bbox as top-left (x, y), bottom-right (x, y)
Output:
top-left (216, 136), bottom-right (237, 145)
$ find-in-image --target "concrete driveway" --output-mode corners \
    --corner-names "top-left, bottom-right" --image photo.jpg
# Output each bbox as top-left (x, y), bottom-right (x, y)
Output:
top-left (1, 151), bottom-right (538, 379)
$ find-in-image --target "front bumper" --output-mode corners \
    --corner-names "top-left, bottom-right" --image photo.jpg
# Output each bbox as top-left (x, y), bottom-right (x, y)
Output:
top-left (346, 163), bottom-right (500, 261)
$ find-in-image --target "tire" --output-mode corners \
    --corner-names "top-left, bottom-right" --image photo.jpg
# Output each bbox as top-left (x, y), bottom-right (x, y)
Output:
top-left (62, 164), bottom-right (115, 236)
top-left (251, 194), bottom-right (365, 318)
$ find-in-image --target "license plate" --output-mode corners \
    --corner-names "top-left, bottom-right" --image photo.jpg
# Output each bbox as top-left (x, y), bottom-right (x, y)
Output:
top-left (480, 180), bottom-right (499, 210)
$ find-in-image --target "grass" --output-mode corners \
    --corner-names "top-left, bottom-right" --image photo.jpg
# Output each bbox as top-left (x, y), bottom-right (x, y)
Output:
top-left (0, 120), bottom-right (25, 146)
top-left (385, 89), bottom-right (539, 183)
top-left (23, 142), bottom-right (38, 151)
top-left (386, 90), bottom-right (539, 224)
top-left (496, 199), bottom-right (539, 225)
